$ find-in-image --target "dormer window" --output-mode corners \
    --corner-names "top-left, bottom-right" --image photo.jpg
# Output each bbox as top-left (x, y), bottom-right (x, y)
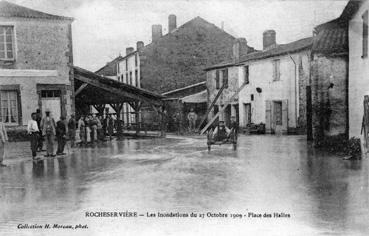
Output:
top-left (0, 26), bottom-right (15, 61)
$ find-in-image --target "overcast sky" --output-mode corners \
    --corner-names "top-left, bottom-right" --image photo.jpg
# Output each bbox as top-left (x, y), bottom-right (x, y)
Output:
top-left (9, 0), bottom-right (348, 71)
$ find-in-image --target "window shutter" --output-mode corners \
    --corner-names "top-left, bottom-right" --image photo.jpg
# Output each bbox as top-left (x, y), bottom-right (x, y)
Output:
top-left (245, 66), bottom-right (249, 84)
top-left (282, 100), bottom-right (288, 133)
top-left (363, 11), bottom-right (368, 58)
top-left (265, 100), bottom-right (272, 133)
top-left (223, 69), bottom-right (228, 88)
top-left (215, 70), bottom-right (220, 89)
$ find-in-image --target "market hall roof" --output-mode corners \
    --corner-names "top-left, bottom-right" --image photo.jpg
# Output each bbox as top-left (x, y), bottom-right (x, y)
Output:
top-left (73, 66), bottom-right (164, 106)
top-left (205, 37), bottom-right (313, 71)
top-left (0, 1), bottom-right (74, 21)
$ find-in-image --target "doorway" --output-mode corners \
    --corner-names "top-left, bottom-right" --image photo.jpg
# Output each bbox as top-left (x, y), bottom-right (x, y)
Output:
top-left (41, 90), bottom-right (61, 121)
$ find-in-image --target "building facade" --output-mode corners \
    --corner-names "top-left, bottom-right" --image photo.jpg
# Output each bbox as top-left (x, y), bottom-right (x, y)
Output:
top-left (348, 0), bottom-right (368, 139)
top-left (206, 31), bottom-right (311, 134)
top-left (0, 1), bottom-right (74, 129)
top-left (116, 45), bottom-right (142, 126)
top-left (238, 37), bottom-right (311, 134)
top-left (310, 18), bottom-right (349, 142)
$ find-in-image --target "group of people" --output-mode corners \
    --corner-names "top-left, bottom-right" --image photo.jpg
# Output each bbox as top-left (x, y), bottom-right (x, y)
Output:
top-left (26, 109), bottom-right (116, 161)
top-left (27, 108), bottom-right (76, 160)
top-left (170, 108), bottom-right (198, 135)
top-left (77, 113), bottom-right (115, 146)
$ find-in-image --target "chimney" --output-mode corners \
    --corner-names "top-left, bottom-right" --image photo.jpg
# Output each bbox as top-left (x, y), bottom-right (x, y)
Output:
top-left (233, 38), bottom-right (248, 63)
top-left (126, 47), bottom-right (134, 55)
top-left (263, 30), bottom-right (276, 50)
top-left (152, 24), bottom-right (162, 42)
top-left (168, 14), bottom-right (177, 33)
top-left (136, 41), bottom-right (144, 52)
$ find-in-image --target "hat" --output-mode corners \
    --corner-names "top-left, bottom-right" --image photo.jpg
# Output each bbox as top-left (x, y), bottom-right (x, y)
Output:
top-left (45, 108), bottom-right (51, 113)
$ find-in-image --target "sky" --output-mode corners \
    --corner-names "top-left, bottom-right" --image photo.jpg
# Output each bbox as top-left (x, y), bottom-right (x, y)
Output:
top-left (8, 0), bottom-right (349, 71)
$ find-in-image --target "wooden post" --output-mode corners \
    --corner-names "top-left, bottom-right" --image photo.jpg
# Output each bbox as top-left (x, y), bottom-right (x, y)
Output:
top-left (93, 104), bottom-right (105, 115)
top-left (110, 103), bottom-right (124, 137)
top-left (129, 101), bottom-right (142, 135)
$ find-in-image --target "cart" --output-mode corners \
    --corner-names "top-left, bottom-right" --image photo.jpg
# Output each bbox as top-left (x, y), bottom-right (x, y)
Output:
top-left (207, 127), bottom-right (238, 151)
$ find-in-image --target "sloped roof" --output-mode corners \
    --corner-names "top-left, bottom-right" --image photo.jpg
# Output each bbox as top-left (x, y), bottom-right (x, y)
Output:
top-left (74, 66), bottom-right (164, 105)
top-left (95, 56), bottom-right (123, 76)
top-left (312, 19), bottom-right (348, 54)
top-left (205, 37), bottom-right (312, 71)
top-left (181, 90), bottom-right (207, 103)
top-left (0, 1), bottom-right (73, 21)
top-left (142, 16), bottom-right (256, 55)
top-left (339, 0), bottom-right (364, 22)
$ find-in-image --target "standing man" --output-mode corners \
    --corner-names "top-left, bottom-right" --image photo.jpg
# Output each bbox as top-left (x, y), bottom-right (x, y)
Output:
top-left (68, 114), bottom-right (76, 148)
top-left (27, 112), bottom-right (39, 160)
top-left (230, 116), bottom-right (239, 135)
top-left (107, 114), bottom-right (114, 140)
top-left (56, 116), bottom-right (67, 155)
top-left (90, 114), bottom-right (98, 144)
top-left (35, 109), bottom-right (43, 152)
top-left (172, 112), bottom-right (181, 135)
top-left (0, 120), bottom-right (8, 167)
top-left (187, 108), bottom-right (198, 133)
top-left (41, 108), bottom-right (56, 157)
top-left (78, 115), bottom-right (86, 146)
top-left (160, 106), bottom-right (168, 137)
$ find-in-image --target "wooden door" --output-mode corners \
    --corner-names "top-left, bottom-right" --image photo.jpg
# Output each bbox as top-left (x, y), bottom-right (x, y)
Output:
top-left (244, 103), bottom-right (251, 125)
top-left (273, 100), bottom-right (288, 134)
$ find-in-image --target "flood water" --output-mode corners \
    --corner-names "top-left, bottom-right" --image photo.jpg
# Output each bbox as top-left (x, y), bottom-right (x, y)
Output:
top-left (0, 135), bottom-right (368, 236)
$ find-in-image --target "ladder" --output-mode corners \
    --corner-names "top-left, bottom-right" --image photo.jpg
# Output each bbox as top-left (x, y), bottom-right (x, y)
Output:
top-left (197, 82), bottom-right (226, 131)
top-left (200, 81), bottom-right (248, 135)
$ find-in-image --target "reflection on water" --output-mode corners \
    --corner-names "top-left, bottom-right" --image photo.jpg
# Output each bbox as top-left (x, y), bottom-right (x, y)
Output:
top-left (0, 136), bottom-right (368, 236)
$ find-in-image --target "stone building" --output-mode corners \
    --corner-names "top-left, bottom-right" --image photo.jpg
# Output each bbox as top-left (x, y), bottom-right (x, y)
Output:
top-left (310, 18), bottom-right (349, 142)
top-left (139, 15), bottom-right (255, 94)
top-left (95, 55), bottom-right (122, 80)
top-left (206, 31), bottom-right (312, 134)
top-left (0, 1), bottom-right (74, 130)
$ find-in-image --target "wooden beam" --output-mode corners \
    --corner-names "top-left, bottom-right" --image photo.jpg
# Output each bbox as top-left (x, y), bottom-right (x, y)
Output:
top-left (200, 82), bottom-right (248, 135)
top-left (75, 83), bottom-right (88, 96)
top-left (74, 74), bottom-right (162, 106)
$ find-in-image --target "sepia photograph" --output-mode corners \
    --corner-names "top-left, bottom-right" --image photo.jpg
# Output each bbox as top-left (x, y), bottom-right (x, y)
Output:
top-left (0, 0), bottom-right (368, 235)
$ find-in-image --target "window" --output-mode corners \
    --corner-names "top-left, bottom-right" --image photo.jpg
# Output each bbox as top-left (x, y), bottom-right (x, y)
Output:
top-left (251, 94), bottom-right (254, 101)
top-left (135, 53), bottom-right (138, 67)
top-left (215, 70), bottom-right (220, 89)
top-left (0, 91), bottom-right (18, 124)
top-left (363, 10), bottom-right (368, 58)
top-left (125, 59), bottom-right (128, 71)
top-left (0, 26), bottom-right (15, 60)
top-left (222, 69), bottom-right (228, 88)
top-left (135, 70), bottom-right (138, 87)
top-left (41, 90), bottom-right (60, 98)
top-left (244, 66), bottom-right (249, 84)
top-left (126, 72), bottom-right (128, 84)
top-left (273, 59), bottom-right (280, 81)
top-left (129, 71), bottom-right (132, 85)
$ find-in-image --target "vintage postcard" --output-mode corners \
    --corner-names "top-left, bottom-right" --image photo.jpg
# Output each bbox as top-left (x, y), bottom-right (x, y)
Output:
top-left (0, 0), bottom-right (368, 235)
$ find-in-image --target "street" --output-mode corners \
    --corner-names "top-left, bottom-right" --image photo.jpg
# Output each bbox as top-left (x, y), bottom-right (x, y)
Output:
top-left (0, 135), bottom-right (368, 236)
